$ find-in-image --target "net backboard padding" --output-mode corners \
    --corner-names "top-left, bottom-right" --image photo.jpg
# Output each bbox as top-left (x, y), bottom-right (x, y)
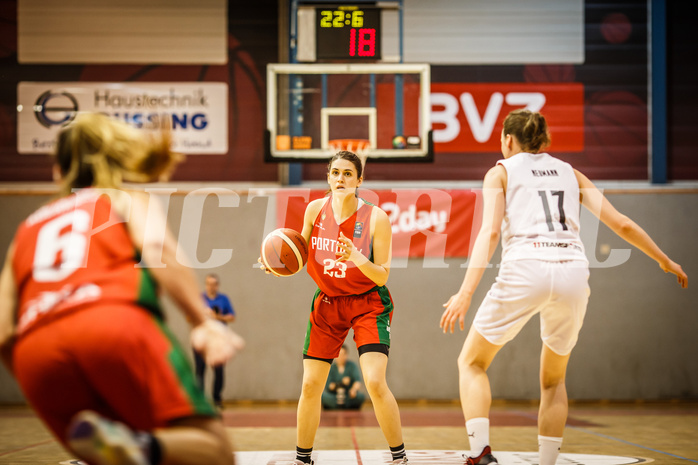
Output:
top-left (266, 63), bottom-right (432, 162)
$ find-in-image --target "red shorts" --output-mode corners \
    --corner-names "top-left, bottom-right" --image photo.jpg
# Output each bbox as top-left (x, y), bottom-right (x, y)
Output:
top-left (13, 303), bottom-right (215, 444)
top-left (304, 286), bottom-right (394, 360)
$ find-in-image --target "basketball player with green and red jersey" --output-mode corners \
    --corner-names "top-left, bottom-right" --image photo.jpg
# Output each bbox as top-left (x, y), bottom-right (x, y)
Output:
top-left (0, 113), bottom-right (244, 465)
top-left (294, 151), bottom-right (407, 465)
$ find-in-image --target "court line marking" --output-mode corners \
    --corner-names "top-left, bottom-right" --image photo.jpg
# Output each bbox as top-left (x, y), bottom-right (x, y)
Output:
top-left (233, 450), bottom-right (653, 465)
top-left (568, 425), bottom-right (698, 463)
top-left (60, 450), bottom-right (653, 465)
top-left (0, 439), bottom-right (56, 457)
top-left (512, 410), bottom-right (693, 463)
top-left (350, 426), bottom-right (364, 465)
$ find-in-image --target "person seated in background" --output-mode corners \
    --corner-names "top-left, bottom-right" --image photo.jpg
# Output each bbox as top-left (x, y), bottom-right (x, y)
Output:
top-left (321, 345), bottom-right (365, 410)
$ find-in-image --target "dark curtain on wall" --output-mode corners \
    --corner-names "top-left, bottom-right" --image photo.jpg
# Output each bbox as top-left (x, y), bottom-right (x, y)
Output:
top-left (667, 1), bottom-right (698, 180)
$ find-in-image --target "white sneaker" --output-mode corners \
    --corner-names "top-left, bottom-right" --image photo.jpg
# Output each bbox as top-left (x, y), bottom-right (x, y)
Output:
top-left (392, 458), bottom-right (408, 464)
top-left (67, 410), bottom-right (148, 465)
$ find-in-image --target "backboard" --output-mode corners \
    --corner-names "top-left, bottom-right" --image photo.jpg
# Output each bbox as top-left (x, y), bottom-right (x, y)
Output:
top-left (265, 63), bottom-right (432, 162)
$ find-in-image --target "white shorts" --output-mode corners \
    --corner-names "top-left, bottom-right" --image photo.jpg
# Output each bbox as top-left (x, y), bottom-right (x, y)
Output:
top-left (473, 259), bottom-right (590, 356)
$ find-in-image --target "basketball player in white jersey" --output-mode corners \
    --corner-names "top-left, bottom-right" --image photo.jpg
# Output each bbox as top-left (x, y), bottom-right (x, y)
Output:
top-left (440, 109), bottom-right (687, 465)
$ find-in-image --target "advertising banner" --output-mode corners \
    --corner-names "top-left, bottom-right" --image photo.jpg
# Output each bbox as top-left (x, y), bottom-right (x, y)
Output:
top-left (277, 189), bottom-right (481, 258)
top-left (17, 82), bottom-right (228, 154)
top-left (429, 83), bottom-right (585, 153)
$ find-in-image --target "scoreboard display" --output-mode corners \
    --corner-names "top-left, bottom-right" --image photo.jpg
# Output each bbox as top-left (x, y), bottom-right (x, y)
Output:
top-left (315, 5), bottom-right (381, 60)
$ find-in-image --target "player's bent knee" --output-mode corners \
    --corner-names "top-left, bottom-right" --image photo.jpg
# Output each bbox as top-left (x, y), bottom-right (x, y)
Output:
top-left (163, 417), bottom-right (235, 465)
top-left (363, 377), bottom-right (388, 397)
top-left (301, 378), bottom-right (326, 397)
top-left (540, 375), bottom-right (566, 391)
top-left (457, 352), bottom-right (488, 372)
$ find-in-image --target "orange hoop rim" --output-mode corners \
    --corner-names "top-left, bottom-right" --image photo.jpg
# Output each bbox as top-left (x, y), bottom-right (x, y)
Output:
top-left (328, 138), bottom-right (370, 153)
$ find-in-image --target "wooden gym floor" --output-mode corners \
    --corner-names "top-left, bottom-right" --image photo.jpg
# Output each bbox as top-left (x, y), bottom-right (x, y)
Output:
top-left (1, 400), bottom-right (697, 464)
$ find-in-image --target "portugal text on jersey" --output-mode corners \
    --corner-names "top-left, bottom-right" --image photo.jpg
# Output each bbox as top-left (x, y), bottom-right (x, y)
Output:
top-left (307, 197), bottom-right (378, 297)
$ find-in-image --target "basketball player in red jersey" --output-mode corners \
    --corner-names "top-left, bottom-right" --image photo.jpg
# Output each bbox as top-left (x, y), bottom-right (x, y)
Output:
top-left (440, 110), bottom-right (687, 465)
top-left (263, 151), bottom-right (407, 465)
top-left (0, 113), bottom-right (244, 465)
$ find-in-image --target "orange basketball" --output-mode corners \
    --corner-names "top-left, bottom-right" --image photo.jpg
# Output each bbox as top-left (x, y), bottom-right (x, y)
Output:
top-left (260, 228), bottom-right (309, 277)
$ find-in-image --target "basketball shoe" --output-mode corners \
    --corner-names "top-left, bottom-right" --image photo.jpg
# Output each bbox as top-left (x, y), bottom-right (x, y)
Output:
top-left (463, 445), bottom-right (498, 465)
top-left (392, 457), bottom-right (408, 464)
top-left (67, 410), bottom-right (149, 465)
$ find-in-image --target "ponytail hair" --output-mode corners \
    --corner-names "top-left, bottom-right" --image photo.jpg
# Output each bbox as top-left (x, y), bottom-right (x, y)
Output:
top-left (502, 109), bottom-right (551, 153)
top-left (55, 113), bottom-right (182, 195)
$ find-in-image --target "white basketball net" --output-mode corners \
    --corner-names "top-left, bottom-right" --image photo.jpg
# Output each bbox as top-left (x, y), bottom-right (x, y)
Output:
top-left (328, 139), bottom-right (370, 168)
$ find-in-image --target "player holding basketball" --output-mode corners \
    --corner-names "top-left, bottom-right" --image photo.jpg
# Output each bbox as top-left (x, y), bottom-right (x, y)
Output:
top-left (0, 113), bottom-right (244, 465)
top-left (264, 151), bottom-right (407, 465)
top-left (440, 109), bottom-right (687, 465)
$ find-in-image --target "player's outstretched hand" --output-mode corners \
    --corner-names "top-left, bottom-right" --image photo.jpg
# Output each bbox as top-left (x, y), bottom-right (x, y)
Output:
top-left (661, 259), bottom-right (688, 288)
top-left (440, 292), bottom-right (472, 334)
top-left (190, 319), bottom-right (245, 366)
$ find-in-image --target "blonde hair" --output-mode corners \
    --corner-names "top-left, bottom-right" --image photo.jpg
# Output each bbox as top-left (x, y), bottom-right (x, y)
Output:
top-left (55, 113), bottom-right (183, 195)
top-left (502, 109), bottom-right (551, 153)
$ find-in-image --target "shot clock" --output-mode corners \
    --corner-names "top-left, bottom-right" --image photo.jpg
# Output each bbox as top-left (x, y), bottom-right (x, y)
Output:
top-left (315, 6), bottom-right (381, 60)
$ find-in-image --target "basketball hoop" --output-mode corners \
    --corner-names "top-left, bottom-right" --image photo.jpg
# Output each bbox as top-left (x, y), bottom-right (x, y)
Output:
top-left (328, 139), bottom-right (370, 168)
top-left (328, 139), bottom-right (370, 153)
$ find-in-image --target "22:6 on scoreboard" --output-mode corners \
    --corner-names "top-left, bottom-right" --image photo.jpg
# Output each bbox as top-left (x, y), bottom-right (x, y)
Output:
top-left (316, 6), bottom-right (381, 60)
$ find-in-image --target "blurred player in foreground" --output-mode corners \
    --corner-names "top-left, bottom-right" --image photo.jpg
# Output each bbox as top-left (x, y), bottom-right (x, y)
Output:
top-left (0, 113), bottom-right (244, 465)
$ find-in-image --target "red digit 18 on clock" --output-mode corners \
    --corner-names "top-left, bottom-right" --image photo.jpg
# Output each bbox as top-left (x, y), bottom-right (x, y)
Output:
top-left (349, 28), bottom-right (376, 57)
top-left (315, 6), bottom-right (381, 61)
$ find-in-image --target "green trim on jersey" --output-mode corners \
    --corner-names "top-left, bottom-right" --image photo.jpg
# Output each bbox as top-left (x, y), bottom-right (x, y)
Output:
top-left (152, 316), bottom-right (217, 417)
top-left (138, 268), bottom-right (163, 318)
top-left (374, 285), bottom-right (393, 346)
top-left (360, 197), bottom-right (376, 207)
top-left (359, 197), bottom-right (376, 263)
top-left (134, 249), bottom-right (163, 319)
top-left (304, 289), bottom-right (322, 354)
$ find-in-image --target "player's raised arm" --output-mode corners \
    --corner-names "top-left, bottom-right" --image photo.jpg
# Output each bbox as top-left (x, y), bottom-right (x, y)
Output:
top-left (575, 169), bottom-right (687, 288)
top-left (440, 165), bottom-right (507, 333)
top-left (123, 190), bottom-right (244, 365)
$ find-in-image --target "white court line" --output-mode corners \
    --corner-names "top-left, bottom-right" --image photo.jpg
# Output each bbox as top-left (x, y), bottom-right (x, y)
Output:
top-left (59, 450), bottom-right (653, 465)
top-left (235, 450), bottom-right (653, 465)
top-left (567, 425), bottom-right (698, 463)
